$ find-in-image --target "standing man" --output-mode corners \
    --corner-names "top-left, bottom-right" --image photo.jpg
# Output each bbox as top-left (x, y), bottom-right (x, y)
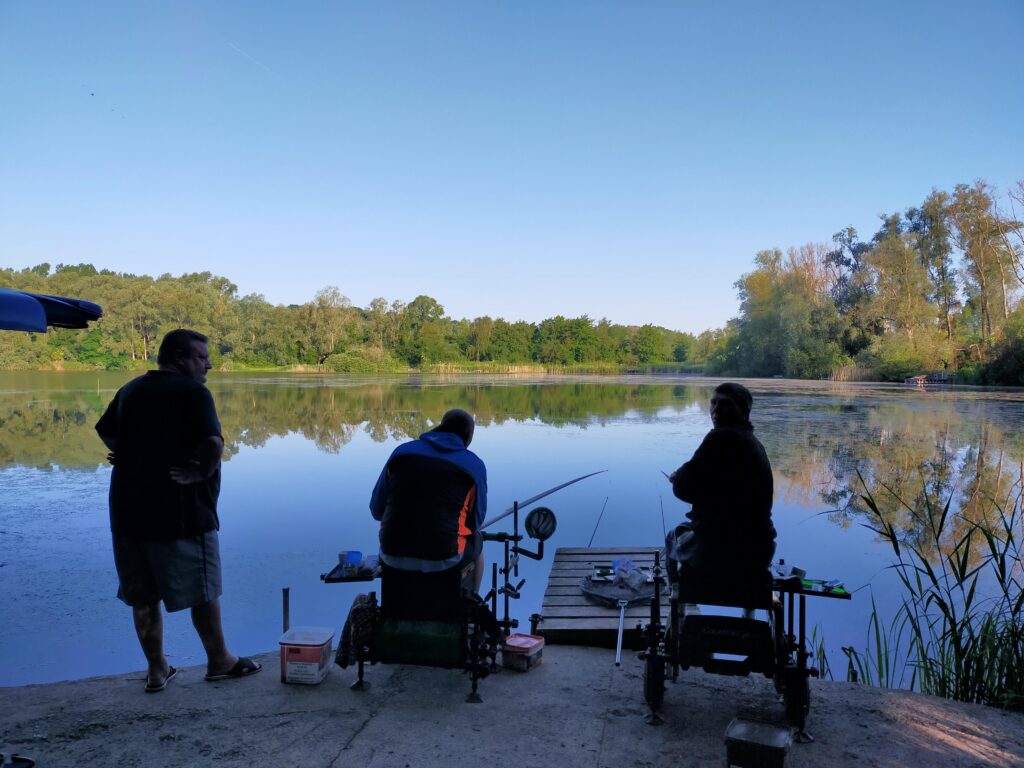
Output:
top-left (370, 409), bottom-right (488, 592)
top-left (665, 382), bottom-right (777, 600)
top-left (96, 329), bottom-right (260, 692)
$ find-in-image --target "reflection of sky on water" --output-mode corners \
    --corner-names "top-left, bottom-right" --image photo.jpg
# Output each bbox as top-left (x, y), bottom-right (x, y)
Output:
top-left (1, 409), bottom-right (877, 686)
top-left (2, 374), bottom-right (1021, 686)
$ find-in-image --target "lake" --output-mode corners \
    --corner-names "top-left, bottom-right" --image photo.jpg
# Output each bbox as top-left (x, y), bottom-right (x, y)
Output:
top-left (2, 372), bottom-right (1023, 687)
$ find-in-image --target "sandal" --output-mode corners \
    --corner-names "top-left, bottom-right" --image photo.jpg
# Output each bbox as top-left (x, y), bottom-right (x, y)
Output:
top-left (144, 666), bottom-right (178, 693)
top-left (204, 656), bottom-right (262, 681)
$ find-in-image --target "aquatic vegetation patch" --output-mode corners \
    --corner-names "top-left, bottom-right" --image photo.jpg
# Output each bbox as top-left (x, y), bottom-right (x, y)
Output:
top-left (842, 469), bottom-right (1024, 710)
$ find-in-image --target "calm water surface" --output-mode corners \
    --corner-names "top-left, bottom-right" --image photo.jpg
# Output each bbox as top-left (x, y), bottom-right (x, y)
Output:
top-left (2, 372), bottom-right (1023, 686)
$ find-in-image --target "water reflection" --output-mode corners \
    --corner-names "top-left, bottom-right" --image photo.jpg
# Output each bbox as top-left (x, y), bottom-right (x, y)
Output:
top-left (2, 372), bottom-right (1023, 686)
top-left (0, 373), bottom-right (712, 467)
top-left (3, 373), bottom-right (1024, 532)
top-left (809, 398), bottom-right (1024, 554)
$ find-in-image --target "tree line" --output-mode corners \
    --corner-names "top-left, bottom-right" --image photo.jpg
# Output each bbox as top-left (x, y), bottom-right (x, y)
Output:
top-left (0, 267), bottom-right (696, 372)
top-left (1, 178), bottom-right (1021, 382)
top-left (700, 180), bottom-right (1024, 384)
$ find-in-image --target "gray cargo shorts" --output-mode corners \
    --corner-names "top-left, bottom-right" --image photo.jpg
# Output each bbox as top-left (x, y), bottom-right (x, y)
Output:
top-left (113, 530), bottom-right (223, 612)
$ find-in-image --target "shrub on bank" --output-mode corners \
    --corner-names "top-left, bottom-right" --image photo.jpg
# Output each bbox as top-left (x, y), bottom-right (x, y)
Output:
top-left (323, 349), bottom-right (405, 373)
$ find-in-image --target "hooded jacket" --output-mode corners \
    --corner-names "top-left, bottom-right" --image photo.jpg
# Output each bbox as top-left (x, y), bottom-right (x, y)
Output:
top-left (369, 430), bottom-right (488, 572)
top-left (670, 420), bottom-right (776, 571)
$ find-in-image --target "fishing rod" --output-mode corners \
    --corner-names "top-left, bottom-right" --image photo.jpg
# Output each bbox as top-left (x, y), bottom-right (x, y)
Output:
top-left (588, 496), bottom-right (610, 548)
top-left (480, 469), bottom-right (607, 637)
top-left (480, 470), bottom-right (607, 530)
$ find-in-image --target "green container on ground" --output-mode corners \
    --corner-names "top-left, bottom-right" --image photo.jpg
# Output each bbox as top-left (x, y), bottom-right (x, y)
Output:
top-left (724, 718), bottom-right (792, 768)
top-left (375, 619), bottom-right (464, 668)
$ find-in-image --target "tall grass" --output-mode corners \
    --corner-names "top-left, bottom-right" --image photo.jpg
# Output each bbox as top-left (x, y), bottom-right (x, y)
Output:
top-left (842, 468), bottom-right (1024, 710)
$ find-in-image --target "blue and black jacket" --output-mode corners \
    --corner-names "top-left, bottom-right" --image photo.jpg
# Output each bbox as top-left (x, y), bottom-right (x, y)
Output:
top-left (369, 430), bottom-right (488, 572)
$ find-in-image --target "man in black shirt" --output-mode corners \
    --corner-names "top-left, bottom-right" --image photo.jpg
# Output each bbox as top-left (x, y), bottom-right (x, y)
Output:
top-left (96, 329), bottom-right (260, 692)
top-left (665, 382), bottom-right (777, 602)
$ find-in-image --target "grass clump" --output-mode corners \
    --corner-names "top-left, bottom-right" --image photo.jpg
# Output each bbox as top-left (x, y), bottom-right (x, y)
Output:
top-left (843, 469), bottom-right (1024, 710)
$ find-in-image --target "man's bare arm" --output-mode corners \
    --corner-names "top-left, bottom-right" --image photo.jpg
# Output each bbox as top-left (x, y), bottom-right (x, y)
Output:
top-left (169, 436), bottom-right (224, 485)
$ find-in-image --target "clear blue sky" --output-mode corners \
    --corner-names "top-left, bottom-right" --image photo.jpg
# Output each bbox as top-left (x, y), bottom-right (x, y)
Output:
top-left (1, 1), bottom-right (1021, 333)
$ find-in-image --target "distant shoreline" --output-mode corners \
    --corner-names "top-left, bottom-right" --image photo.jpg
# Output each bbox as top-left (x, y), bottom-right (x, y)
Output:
top-left (5, 366), bottom-right (1023, 392)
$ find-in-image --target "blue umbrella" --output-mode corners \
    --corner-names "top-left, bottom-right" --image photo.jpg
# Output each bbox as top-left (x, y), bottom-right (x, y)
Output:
top-left (0, 288), bottom-right (103, 332)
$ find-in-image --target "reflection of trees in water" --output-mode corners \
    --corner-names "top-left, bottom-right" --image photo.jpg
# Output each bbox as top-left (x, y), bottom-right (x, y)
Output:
top-left (2, 372), bottom-right (1022, 552)
top-left (0, 377), bottom-right (709, 469)
top-left (216, 380), bottom-right (707, 455)
top-left (814, 399), bottom-right (1024, 555)
top-left (0, 388), bottom-right (110, 470)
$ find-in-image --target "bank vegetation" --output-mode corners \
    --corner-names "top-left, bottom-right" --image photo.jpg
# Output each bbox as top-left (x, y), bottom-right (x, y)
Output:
top-left (2, 179), bottom-right (1022, 384)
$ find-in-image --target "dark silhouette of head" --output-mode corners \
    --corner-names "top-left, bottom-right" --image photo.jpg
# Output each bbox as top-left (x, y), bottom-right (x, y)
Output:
top-left (710, 382), bottom-right (753, 427)
top-left (432, 408), bottom-right (475, 447)
top-left (157, 329), bottom-right (212, 382)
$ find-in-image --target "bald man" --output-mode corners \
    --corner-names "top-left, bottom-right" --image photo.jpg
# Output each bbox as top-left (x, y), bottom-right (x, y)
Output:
top-left (370, 409), bottom-right (488, 592)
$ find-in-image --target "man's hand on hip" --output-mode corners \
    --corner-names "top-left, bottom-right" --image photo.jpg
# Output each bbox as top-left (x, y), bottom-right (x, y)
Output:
top-left (170, 436), bottom-right (224, 484)
top-left (170, 461), bottom-right (206, 485)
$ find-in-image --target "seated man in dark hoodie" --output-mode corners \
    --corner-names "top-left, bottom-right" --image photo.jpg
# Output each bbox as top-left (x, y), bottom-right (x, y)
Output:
top-left (665, 382), bottom-right (777, 606)
top-left (370, 409), bottom-right (488, 592)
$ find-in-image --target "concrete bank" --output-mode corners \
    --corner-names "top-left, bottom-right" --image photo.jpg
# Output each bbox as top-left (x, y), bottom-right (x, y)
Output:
top-left (2, 646), bottom-right (1023, 768)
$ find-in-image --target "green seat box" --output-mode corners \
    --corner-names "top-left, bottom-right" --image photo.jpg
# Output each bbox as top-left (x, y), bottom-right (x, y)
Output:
top-left (375, 618), bottom-right (465, 668)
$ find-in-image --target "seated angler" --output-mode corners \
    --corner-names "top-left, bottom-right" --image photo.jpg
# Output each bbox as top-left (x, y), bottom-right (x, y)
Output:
top-left (665, 382), bottom-right (777, 607)
top-left (370, 409), bottom-right (487, 593)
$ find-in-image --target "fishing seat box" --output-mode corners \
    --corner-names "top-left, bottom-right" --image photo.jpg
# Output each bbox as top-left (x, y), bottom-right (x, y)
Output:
top-left (279, 626), bottom-right (334, 684)
top-left (501, 633), bottom-right (544, 671)
top-left (375, 565), bottom-right (468, 668)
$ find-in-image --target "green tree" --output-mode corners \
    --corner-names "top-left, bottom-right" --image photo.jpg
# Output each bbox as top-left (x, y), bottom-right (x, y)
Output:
top-left (399, 295), bottom-right (449, 365)
top-left (302, 286), bottom-right (353, 366)
top-left (907, 190), bottom-right (958, 341)
top-left (826, 227), bottom-right (876, 357)
top-left (984, 305), bottom-right (1024, 385)
top-left (729, 248), bottom-right (787, 375)
top-left (866, 214), bottom-right (933, 339)
top-left (672, 333), bottom-right (695, 362)
top-left (469, 316), bottom-right (495, 361)
top-left (366, 297), bottom-right (390, 350)
top-left (534, 315), bottom-right (600, 364)
top-left (489, 319), bottom-right (534, 362)
top-left (949, 181), bottom-right (1016, 347)
top-left (632, 324), bottom-right (666, 363)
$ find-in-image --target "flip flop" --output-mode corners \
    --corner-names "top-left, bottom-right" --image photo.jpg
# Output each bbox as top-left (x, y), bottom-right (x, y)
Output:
top-left (204, 656), bottom-right (262, 682)
top-left (144, 666), bottom-right (178, 693)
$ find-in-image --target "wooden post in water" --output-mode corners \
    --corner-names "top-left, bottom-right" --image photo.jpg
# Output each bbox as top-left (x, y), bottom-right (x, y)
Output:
top-left (282, 587), bottom-right (290, 633)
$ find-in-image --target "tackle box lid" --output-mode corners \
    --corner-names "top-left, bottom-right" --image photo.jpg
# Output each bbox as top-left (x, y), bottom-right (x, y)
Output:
top-left (280, 626), bottom-right (335, 646)
top-left (503, 633), bottom-right (545, 654)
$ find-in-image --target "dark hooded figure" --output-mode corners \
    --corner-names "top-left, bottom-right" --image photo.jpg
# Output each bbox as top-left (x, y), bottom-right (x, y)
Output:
top-left (370, 408), bottom-right (488, 592)
top-left (665, 382), bottom-right (776, 599)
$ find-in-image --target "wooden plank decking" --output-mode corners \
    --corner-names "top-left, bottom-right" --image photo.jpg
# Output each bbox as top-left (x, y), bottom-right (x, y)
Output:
top-left (535, 546), bottom-right (669, 648)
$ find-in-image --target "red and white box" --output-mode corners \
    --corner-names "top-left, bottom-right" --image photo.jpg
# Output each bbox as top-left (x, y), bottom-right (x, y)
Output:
top-left (279, 627), bottom-right (334, 684)
top-left (501, 633), bottom-right (544, 672)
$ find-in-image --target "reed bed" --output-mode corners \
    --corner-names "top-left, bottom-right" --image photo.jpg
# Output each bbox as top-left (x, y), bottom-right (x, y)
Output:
top-left (842, 469), bottom-right (1024, 710)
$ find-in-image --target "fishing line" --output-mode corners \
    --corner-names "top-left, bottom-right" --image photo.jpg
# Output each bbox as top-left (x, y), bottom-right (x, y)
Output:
top-left (588, 496), bottom-right (610, 547)
top-left (660, 496), bottom-right (667, 541)
top-left (799, 508), bottom-right (842, 524)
